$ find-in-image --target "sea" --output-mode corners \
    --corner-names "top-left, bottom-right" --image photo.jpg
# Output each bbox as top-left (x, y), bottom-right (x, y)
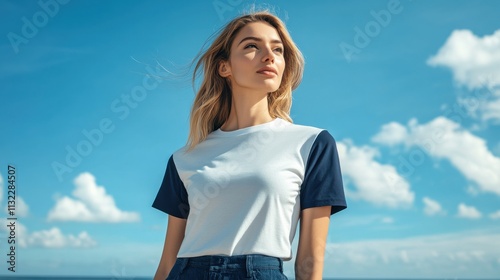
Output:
top-left (1, 277), bottom-right (497, 280)
top-left (0, 277), bottom-right (464, 280)
top-left (0, 275), bottom-right (410, 280)
top-left (0, 278), bottom-right (317, 280)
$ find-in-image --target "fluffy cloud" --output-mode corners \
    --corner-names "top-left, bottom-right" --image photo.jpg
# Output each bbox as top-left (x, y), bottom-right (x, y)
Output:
top-left (0, 173), bottom-right (3, 206)
top-left (319, 230), bottom-right (500, 278)
top-left (427, 29), bottom-right (500, 90)
top-left (482, 96), bottom-right (500, 121)
top-left (423, 197), bottom-right (446, 216)
top-left (455, 85), bottom-right (500, 124)
top-left (373, 117), bottom-right (500, 196)
top-left (457, 203), bottom-right (482, 219)
top-left (427, 29), bottom-right (500, 123)
top-left (334, 214), bottom-right (398, 228)
top-left (337, 140), bottom-right (414, 208)
top-left (381, 217), bottom-right (394, 224)
top-left (0, 173), bottom-right (29, 217)
top-left (489, 210), bottom-right (500, 219)
top-left (26, 227), bottom-right (96, 248)
top-left (16, 196), bottom-right (29, 217)
top-left (0, 220), bottom-right (95, 248)
top-left (47, 172), bottom-right (140, 223)
top-left (371, 122), bottom-right (408, 146)
top-left (1, 219), bottom-right (28, 247)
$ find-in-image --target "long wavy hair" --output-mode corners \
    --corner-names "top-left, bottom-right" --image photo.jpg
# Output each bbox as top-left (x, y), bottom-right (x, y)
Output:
top-left (187, 11), bottom-right (304, 150)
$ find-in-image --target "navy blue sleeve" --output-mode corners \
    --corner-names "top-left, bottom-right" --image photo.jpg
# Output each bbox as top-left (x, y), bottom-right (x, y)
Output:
top-left (300, 130), bottom-right (347, 215)
top-left (152, 155), bottom-right (190, 219)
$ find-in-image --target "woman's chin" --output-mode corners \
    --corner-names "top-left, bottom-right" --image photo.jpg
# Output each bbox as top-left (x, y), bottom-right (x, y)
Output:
top-left (258, 82), bottom-right (281, 93)
top-left (233, 81), bottom-right (281, 94)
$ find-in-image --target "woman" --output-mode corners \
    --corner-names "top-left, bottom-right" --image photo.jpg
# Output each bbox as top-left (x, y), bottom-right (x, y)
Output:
top-left (152, 10), bottom-right (346, 280)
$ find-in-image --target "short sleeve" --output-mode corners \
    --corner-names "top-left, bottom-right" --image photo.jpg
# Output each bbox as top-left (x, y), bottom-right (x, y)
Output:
top-left (152, 155), bottom-right (190, 219)
top-left (300, 130), bottom-right (347, 215)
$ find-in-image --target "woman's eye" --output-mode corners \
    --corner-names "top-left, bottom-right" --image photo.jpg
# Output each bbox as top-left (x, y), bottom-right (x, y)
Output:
top-left (244, 44), bottom-right (257, 49)
top-left (244, 44), bottom-right (283, 54)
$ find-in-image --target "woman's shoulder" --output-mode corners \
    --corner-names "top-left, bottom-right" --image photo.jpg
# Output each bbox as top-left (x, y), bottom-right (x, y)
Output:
top-left (284, 119), bottom-right (330, 136)
top-left (286, 120), bottom-right (340, 147)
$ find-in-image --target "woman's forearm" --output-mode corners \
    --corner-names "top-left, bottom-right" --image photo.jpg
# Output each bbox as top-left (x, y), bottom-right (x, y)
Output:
top-left (295, 206), bottom-right (331, 280)
top-left (294, 255), bottom-right (324, 280)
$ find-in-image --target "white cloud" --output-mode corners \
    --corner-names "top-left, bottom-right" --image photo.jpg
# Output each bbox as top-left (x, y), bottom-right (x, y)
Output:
top-left (423, 197), bottom-right (446, 216)
top-left (457, 203), bottom-right (482, 219)
top-left (457, 87), bottom-right (500, 124)
top-left (0, 173), bottom-right (3, 208)
top-left (482, 95), bottom-right (500, 121)
top-left (400, 250), bottom-right (410, 263)
top-left (495, 141), bottom-right (500, 157)
top-left (26, 227), bottom-right (96, 248)
top-left (0, 241), bottom-right (161, 276)
top-left (47, 172), bottom-right (140, 223)
top-left (489, 210), bottom-right (500, 220)
top-left (0, 219), bottom-right (95, 248)
top-left (427, 29), bottom-right (500, 123)
top-left (337, 140), bottom-right (414, 208)
top-left (0, 172), bottom-right (29, 217)
top-left (427, 29), bottom-right (500, 90)
top-left (381, 217), bottom-right (394, 224)
top-left (1, 219), bottom-right (28, 247)
top-left (466, 185), bottom-right (480, 196)
top-left (373, 117), bottom-right (500, 196)
top-left (322, 230), bottom-right (500, 278)
top-left (371, 122), bottom-right (408, 146)
top-left (16, 196), bottom-right (29, 217)
top-left (333, 215), bottom-right (397, 228)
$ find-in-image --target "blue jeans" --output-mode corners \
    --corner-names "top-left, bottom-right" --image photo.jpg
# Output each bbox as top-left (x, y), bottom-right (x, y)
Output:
top-left (166, 254), bottom-right (288, 280)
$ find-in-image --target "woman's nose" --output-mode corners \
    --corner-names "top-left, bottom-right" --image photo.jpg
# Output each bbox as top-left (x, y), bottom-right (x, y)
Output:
top-left (262, 47), bottom-right (276, 63)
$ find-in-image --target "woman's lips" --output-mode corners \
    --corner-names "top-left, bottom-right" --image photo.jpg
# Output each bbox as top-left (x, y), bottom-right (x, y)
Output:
top-left (257, 70), bottom-right (277, 76)
top-left (257, 66), bottom-right (278, 76)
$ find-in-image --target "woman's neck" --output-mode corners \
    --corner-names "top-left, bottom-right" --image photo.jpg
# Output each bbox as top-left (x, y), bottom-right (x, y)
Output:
top-left (220, 89), bottom-right (273, 132)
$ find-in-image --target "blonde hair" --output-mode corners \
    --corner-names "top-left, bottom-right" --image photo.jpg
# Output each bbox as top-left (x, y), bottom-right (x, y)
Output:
top-left (187, 10), bottom-right (304, 150)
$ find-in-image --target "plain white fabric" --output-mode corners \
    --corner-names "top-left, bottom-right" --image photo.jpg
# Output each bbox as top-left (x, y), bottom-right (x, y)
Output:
top-left (172, 118), bottom-right (323, 260)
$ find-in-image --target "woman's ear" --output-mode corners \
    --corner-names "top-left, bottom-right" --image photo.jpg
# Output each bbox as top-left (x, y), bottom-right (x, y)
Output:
top-left (218, 61), bottom-right (231, 78)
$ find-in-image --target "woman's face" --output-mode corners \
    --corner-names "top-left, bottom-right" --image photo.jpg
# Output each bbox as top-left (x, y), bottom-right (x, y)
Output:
top-left (220, 21), bottom-right (286, 95)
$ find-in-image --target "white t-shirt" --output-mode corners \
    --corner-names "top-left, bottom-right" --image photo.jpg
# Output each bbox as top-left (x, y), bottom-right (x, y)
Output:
top-left (152, 117), bottom-right (346, 261)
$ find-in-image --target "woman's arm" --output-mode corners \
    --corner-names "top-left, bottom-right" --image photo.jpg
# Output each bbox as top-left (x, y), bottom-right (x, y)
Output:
top-left (153, 215), bottom-right (187, 280)
top-left (295, 206), bottom-right (331, 280)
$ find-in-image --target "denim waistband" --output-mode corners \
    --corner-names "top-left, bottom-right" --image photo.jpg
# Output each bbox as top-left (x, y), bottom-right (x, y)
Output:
top-left (175, 254), bottom-right (283, 276)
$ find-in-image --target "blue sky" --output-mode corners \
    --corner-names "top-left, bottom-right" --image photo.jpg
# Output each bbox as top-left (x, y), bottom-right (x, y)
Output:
top-left (1, 0), bottom-right (500, 278)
